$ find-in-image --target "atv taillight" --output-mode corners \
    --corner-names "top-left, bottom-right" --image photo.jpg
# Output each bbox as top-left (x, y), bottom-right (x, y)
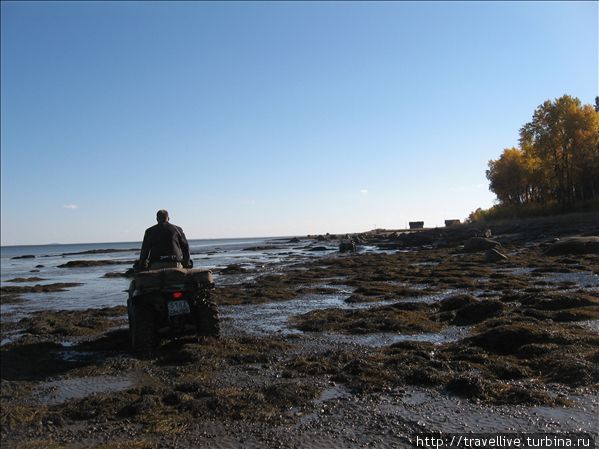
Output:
top-left (172, 292), bottom-right (184, 299)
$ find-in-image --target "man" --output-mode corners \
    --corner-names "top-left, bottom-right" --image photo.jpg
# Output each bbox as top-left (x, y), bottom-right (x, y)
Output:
top-left (138, 209), bottom-right (191, 269)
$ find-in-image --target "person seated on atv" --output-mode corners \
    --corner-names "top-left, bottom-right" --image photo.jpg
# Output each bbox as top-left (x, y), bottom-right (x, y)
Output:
top-left (137, 209), bottom-right (191, 270)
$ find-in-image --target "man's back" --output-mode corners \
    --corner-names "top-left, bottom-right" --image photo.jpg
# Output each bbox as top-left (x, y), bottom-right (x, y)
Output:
top-left (140, 221), bottom-right (190, 266)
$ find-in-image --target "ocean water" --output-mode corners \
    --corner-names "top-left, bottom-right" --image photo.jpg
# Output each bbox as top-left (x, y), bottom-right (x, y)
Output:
top-left (0, 237), bottom-right (338, 320)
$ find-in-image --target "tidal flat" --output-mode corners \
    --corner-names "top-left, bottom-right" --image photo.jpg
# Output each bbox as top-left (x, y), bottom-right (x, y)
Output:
top-left (1, 214), bottom-right (598, 448)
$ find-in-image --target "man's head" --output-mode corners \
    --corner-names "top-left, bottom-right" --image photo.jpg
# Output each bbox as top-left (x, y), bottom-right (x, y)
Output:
top-left (156, 209), bottom-right (169, 223)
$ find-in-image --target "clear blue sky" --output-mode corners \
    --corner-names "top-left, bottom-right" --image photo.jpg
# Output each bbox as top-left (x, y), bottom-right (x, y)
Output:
top-left (1, 1), bottom-right (597, 245)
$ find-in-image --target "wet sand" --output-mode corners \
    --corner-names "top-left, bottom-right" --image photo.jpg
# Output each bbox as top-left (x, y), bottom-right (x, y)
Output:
top-left (1, 214), bottom-right (598, 448)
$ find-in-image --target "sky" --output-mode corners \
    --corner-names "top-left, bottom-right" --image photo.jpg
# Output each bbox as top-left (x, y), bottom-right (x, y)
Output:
top-left (1, 1), bottom-right (597, 245)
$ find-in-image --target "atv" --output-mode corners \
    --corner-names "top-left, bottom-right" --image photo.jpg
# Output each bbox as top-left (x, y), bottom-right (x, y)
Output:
top-left (127, 267), bottom-right (219, 354)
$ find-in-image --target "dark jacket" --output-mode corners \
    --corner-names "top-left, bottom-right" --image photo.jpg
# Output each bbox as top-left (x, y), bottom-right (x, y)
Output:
top-left (139, 222), bottom-right (190, 266)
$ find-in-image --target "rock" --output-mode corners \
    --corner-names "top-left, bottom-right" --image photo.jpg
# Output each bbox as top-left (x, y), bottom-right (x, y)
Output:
top-left (60, 248), bottom-right (137, 256)
top-left (394, 232), bottom-right (437, 248)
top-left (11, 255), bottom-right (35, 259)
top-left (5, 277), bottom-right (47, 283)
top-left (463, 237), bottom-right (501, 252)
top-left (483, 229), bottom-right (493, 238)
top-left (219, 264), bottom-right (246, 275)
top-left (308, 246), bottom-right (329, 252)
top-left (531, 294), bottom-right (598, 311)
top-left (445, 375), bottom-right (487, 398)
top-left (543, 236), bottom-right (599, 256)
top-left (353, 235), bottom-right (366, 244)
top-left (467, 324), bottom-right (553, 354)
top-left (452, 299), bottom-right (504, 325)
top-left (288, 237), bottom-right (301, 243)
top-left (0, 283), bottom-right (83, 294)
top-left (439, 294), bottom-right (478, 312)
top-left (103, 269), bottom-right (135, 278)
top-left (339, 240), bottom-right (356, 253)
top-left (485, 248), bottom-right (508, 262)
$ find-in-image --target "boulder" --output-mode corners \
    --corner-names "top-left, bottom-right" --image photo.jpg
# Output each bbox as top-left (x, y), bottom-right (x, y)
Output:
top-left (397, 232), bottom-right (437, 247)
top-left (219, 264), bottom-right (246, 275)
top-left (543, 236), bottom-right (599, 256)
top-left (439, 294), bottom-right (478, 312)
top-left (445, 375), bottom-right (487, 398)
top-left (452, 299), bottom-right (504, 325)
top-left (467, 324), bottom-right (552, 354)
top-left (339, 240), bottom-right (356, 253)
top-left (485, 248), bottom-right (508, 263)
top-left (463, 237), bottom-right (501, 252)
top-left (353, 235), bottom-right (366, 244)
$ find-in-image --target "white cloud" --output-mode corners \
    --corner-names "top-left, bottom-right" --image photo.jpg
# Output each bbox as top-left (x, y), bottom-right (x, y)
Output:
top-left (360, 189), bottom-right (369, 194)
top-left (63, 204), bottom-right (78, 209)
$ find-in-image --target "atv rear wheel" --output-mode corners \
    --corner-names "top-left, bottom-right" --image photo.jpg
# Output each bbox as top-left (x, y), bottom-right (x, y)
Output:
top-left (130, 302), bottom-right (157, 355)
top-left (196, 297), bottom-right (220, 338)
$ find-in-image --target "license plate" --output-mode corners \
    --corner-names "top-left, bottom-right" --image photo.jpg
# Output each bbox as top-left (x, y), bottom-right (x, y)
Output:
top-left (168, 300), bottom-right (190, 316)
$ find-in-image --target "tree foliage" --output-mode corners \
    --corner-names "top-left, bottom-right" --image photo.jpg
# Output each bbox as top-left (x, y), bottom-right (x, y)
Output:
top-left (486, 95), bottom-right (599, 210)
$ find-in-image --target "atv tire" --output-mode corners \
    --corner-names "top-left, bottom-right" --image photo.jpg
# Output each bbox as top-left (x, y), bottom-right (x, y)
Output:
top-left (130, 303), bottom-right (157, 355)
top-left (196, 297), bottom-right (220, 338)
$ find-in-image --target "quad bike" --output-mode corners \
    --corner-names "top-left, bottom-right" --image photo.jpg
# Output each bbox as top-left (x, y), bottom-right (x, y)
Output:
top-left (127, 266), bottom-right (219, 354)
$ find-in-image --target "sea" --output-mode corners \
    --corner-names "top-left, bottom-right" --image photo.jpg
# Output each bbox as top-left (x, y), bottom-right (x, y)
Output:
top-left (0, 237), bottom-right (338, 321)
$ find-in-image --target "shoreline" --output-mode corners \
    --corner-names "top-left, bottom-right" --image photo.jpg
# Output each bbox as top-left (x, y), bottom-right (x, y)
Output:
top-left (1, 214), bottom-right (598, 448)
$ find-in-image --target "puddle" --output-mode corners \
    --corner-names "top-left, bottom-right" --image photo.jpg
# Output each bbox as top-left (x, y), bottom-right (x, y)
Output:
top-left (224, 284), bottom-right (476, 342)
top-left (388, 288), bottom-right (483, 305)
top-left (316, 385), bottom-right (352, 404)
top-left (576, 320), bottom-right (599, 334)
top-left (414, 261), bottom-right (440, 267)
top-left (497, 267), bottom-right (535, 276)
top-left (223, 291), bottom-right (351, 336)
top-left (542, 271), bottom-right (599, 288)
top-left (322, 325), bottom-right (470, 347)
top-left (1, 331), bottom-right (25, 346)
top-left (223, 284), bottom-right (471, 347)
top-left (58, 349), bottom-right (96, 362)
top-left (33, 375), bottom-right (135, 405)
top-left (384, 388), bottom-right (599, 433)
top-left (296, 385), bottom-right (353, 423)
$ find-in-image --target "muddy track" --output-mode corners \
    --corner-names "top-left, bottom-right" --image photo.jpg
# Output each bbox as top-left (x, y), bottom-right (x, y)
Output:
top-left (1, 220), bottom-right (599, 449)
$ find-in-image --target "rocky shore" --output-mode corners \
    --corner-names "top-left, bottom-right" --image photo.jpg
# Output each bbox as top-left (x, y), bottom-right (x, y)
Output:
top-left (1, 213), bottom-right (598, 448)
